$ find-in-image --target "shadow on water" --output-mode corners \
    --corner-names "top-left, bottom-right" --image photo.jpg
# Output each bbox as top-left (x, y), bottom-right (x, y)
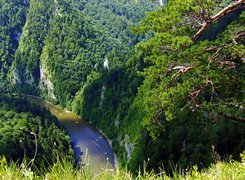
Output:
top-left (27, 96), bottom-right (116, 173)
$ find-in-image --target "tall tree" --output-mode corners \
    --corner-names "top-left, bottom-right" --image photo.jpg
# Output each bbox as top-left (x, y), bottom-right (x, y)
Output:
top-left (121, 0), bottom-right (245, 171)
top-left (135, 0), bottom-right (245, 137)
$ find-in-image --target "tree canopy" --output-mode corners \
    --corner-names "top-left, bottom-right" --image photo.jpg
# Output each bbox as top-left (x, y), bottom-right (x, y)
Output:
top-left (120, 0), bottom-right (245, 172)
top-left (0, 95), bottom-right (74, 170)
top-left (0, 0), bottom-right (244, 175)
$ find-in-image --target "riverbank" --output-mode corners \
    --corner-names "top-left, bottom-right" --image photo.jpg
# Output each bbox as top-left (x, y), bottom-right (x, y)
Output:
top-left (98, 129), bottom-right (119, 168)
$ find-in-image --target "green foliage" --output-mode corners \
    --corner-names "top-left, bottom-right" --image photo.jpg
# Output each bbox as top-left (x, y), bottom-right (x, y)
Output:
top-left (0, 0), bottom-right (29, 90)
top-left (0, 152), bottom-right (245, 179)
top-left (4, 0), bottom-right (157, 104)
top-left (1, 0), bottom-right (244, 176)
top-left (76, 0), bottom-right (157, 46)
top-left (73, 50), bottom-right (147, 163)
top-left (0, 0), bottom-right (153, 100)
top-left (124, 0), bottom-right (245, 173)
top-left (0, 95), bottom-right (74, 170)
top-left (1, 0), bottom-right (158, 172)
top-left (13, 0), bottom-right (54, 87)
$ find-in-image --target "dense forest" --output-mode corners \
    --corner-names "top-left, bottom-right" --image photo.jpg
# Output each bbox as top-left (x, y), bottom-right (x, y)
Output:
top-left (0, 95), bottom-right (74, 170)
top-left (0, 0), bottom-right (244, 177)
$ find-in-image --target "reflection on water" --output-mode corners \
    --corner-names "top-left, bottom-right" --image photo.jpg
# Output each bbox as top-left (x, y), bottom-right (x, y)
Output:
top-left (28, 96), bottom-right (115, 172)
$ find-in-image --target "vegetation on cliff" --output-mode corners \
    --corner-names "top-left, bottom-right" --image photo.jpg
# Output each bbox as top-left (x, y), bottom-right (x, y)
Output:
top-left (79, 0), bottom-right (245, 172)
top-left (0, 0), bottom-right (244, 176)
top-left (0, 94), bottom-right (74, 170)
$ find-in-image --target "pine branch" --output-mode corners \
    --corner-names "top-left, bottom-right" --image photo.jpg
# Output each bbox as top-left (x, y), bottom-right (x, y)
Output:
top-left (171, 66), bottom-right (193, 79)
top-left (192, 0), bottom-right (245, 41)
top-left (218, 112), bottom-right (245, 123)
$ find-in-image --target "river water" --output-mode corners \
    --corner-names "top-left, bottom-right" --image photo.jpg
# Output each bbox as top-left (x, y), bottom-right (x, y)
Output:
top-left (28, 96), bottom-right (115, 172)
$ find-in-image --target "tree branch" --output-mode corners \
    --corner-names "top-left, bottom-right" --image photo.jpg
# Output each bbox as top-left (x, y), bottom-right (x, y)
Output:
top-left (218, 112), bottom-right (245, 123)
top-left (192, 0), bottom-right (245, 41)
top-left (223, 102), bottom-right (245, 110)
top-left (171, 66), bottom-right (193, 79)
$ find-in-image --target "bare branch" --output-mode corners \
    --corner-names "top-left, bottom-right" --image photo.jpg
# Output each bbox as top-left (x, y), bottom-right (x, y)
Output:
top-left (192, 0), bottom-right (245, 41)
top-left (222, 102), bottom-right (245, 110)
top-left (218, 112), bottom-right (245, 123)
top-left (205, 46), bottom-right (218, 52)
top-left (171, 66), bottom-right (193, 79)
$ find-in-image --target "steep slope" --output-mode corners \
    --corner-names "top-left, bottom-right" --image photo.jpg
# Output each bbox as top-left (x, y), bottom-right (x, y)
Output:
top-left (7, 0), bottom-right (157, 105)
top-left (77, 0), bottom-right (245, 173)
top-left (0, 0), bottom-right (158, 170)
top-left (13, 0), bottom-right (54, 92)
top-left (0, 94), bottom-right (74, 169)
top-left (0, 0), bottom-right (29, 91)
top-left (123, 0), bottom-right (245, 172)
top-left (76, 0), bottom-right (157, 46)
top-left (2, 0), bottom-right (244, 175)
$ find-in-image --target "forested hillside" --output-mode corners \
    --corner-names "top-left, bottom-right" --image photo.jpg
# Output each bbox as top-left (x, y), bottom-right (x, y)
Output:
top-left (0, 95), bottom-right (74, 170)
top-left (0, 0), bottom-right (29, 91)
top-left (0, 0), bottom-right (244, 177)
top-left (78, 0), bottom-right (245, 173)
top-left (0, 0), bottom-right (157, 102)
top-left (0, 0), bottom-right (159, 172)
top-left (126, 0), bottom-right (245, 172)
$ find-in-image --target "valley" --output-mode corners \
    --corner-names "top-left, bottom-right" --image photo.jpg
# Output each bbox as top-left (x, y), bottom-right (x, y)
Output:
top-left (0, 0), bottom-right (244, 178)
top-left (28, 96), bottom-right (116, 173)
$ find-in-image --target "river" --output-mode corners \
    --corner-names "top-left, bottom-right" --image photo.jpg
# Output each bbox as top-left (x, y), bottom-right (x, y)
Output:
top-left (28, 96), bottom-right (116, 173)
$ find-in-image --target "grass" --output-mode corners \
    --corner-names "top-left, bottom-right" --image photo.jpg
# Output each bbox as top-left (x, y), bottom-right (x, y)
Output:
top-left (0, 153), bottom-right (244, 180)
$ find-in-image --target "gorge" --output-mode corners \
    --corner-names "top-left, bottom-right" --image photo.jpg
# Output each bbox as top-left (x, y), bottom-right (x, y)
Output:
top-left (0, 0), bottom-right (244, 177)
top-left (27, 96), bottom-right (116, 172)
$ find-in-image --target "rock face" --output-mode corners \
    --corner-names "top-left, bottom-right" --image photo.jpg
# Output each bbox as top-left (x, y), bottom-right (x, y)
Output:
top-left (103, 58), bottom-right (109, 70)
top-left (12, 67), bottom-right (21, 84)
top-left (124, 134), bottom-right (134, 162)
top-left (25, 69), bottom-right (35, 85)
top-left (115, 114), bottom-right (120, 128)
top-left (14, 31), bottom-right (22, 42)
top-left (99, 85), bottom-right (106, 108)
top-left (39, 64), bottom-right (56, 100)
top-left (54, 0), bottom-right (62, 16)
top-left (12, 66), bottom-right (34, 86)
top-left (159, 0), bottom-right (166, 6)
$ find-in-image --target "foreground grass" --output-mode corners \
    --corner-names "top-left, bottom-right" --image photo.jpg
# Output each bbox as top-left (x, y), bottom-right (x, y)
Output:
top-left (0, 153), bottom-right (244, 180)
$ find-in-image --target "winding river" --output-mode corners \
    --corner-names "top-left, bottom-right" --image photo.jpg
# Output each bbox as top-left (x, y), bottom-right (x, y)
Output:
top-left (28, 96), bottom-right (116, 173)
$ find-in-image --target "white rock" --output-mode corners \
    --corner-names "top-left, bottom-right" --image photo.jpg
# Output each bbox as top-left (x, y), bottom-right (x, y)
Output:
top-left (103, 58), bottom-right (109, 70)
top-left (39, 64), bottom-right (57, 100)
